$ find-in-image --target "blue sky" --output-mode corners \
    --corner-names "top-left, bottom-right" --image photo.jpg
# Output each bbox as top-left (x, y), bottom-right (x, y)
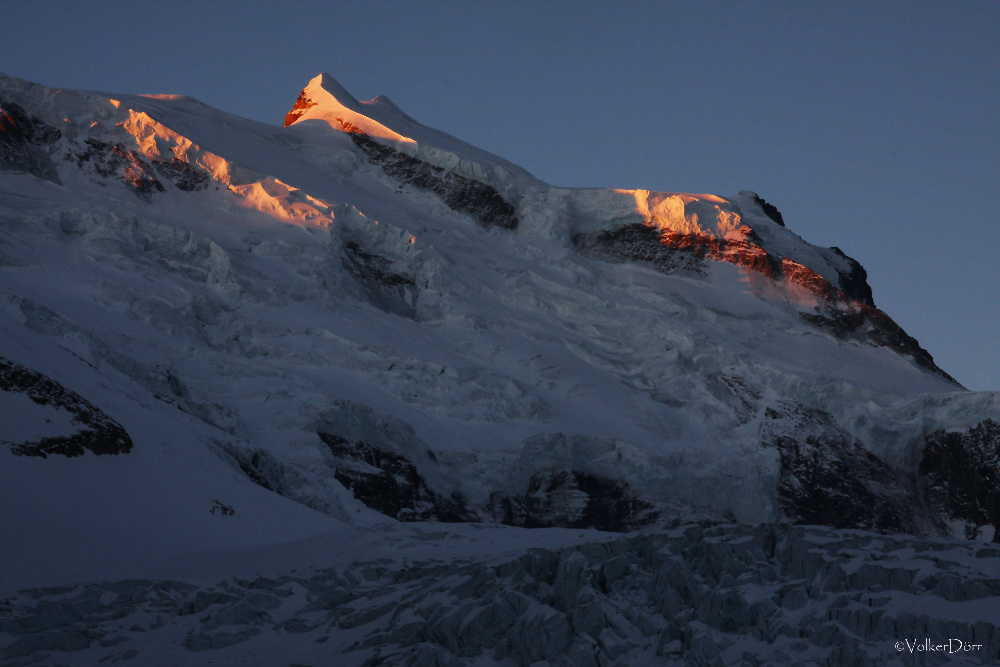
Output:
top-left (3, 1), bottom-right (998, 389)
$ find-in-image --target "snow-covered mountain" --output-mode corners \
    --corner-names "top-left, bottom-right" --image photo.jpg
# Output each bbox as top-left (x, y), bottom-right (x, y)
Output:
top-left (1, 72), bottom-right (998, 665)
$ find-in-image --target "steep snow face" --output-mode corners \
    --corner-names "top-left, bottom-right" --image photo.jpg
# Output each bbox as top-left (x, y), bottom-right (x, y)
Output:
top-left (0, 68), bottom-right (997, 589)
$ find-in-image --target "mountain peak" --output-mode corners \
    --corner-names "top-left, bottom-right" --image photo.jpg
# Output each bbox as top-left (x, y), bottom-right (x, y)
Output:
top-left (281, 73), bottom-right (536, 181)
top-left (307, 72), bottom-right (363, 114)
top-left (283, 72), bottom-right (411, 142)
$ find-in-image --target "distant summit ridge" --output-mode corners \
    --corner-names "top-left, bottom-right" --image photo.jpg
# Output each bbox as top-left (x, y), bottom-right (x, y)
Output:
top-left (283, 72), bottom-right (535, 181)
top-left (283, 72), bottom-right (411, 142)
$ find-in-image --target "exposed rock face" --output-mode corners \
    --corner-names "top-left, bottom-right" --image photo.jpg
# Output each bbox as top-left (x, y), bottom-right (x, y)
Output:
top-left (489, 469), bottom-right (659, 532)
top-left (574, 223), bottom-right (705, 274)
top-left (2, 94), bottom-right (213, 200)
top-left (151, 156), bottom-right (210, 191)
top-left (219, 445), bottom-right (280, 492)
top-left (219, 442), bottom-right (371, 521)
top-left (762, 400), bottom-right (917, 533)
top-left (783, 256), bottom-right (946, 378)
top-left (742, 191), bottom-right (873, 304)
top-left (781, 258), bottom-right (844, 300)
top-left (0, 356), bottom-right (132, 458)
top-left (237, 392), bottom-right (1000, 541)
top-left (230, 393), bottom-right (1000, 543)
top-left (67, 138), bottom-right (166, 201)
top-left (830, 246), bottom-right (875, 306)
top-left (920, 419), bottom-right (1000, 542)
top-left (319, 432), bottom-right (476, 522)
top-left (341, 241), bottom-right (418, 319)
top-left (348, 133), bottom-right (518, 230)
top-left (574, 223), bottom-right (780, 279)
top-left (803, 301), bottom-right (956, 382)
top-left (0, 99), bottom-right (61, 183)
top-left (749, 192), bottom-right (785, 227)
top-left (3, 524), bottom-right (998, 666)
top-left (282, 89), bottom-right (317, 127)
top-left (315, 427), bottom-right (657, 531)
top-left (575, 221), bottom-right (954, 381)
top-left (659, 228), bottom-right (780, 277)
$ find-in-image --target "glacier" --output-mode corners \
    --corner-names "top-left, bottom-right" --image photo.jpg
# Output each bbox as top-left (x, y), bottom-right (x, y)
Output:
top-left (0, 71), bottom-right (998, 665)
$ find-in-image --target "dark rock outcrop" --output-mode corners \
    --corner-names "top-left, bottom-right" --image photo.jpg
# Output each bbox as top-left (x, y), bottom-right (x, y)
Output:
top-left (745, 192), bottom-right (874, 305)
top-left (489, 469), bottom-right (659, 531)
top-left (920, 419), bottom-right (1000, 542)
top-left (0, 98), bottom-right (61, 183)
top-left (761, 400), bottom-right (916, 533)
top-left (750, 192), bottom-right (785, 227)
top-left (830, 246), bottom-right (875, 306)
top-left (68, 138), bottom-right (165, 201)
top-left (348, 132), bottom-right (517, 230)
top-left (282, 89), bottom-right (317, 127)
top-left (802, 301), bottom-right (957, 383)
top-left (341, 241), bottom-right (417, 318)
top-left (0, 356), bottom-right (132, 458)
top-left (209, 500), bottom-right (234, 516)
top-left (318, 430), bottom-right (657, 531)
top-left (152, 157), bottom-right (210, 191)
top-left (573, 223), bottom-right (778, 277)
top-left (319, 432), bottom-right (475, 522)
top-left (785, 257), bottom-right (940, 376)
top-left (220, 445), bottom-right (280, 492)
top-left (575, 222), bottom-right (955, 382)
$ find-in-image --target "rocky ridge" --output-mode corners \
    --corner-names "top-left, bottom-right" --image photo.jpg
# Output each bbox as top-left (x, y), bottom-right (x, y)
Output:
top-left (0, 356), bottom-right (132, 458)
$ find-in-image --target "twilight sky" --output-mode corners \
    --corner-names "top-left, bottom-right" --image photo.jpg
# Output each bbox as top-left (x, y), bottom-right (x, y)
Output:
top-left (3, 1), bottom-right (998, 390)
